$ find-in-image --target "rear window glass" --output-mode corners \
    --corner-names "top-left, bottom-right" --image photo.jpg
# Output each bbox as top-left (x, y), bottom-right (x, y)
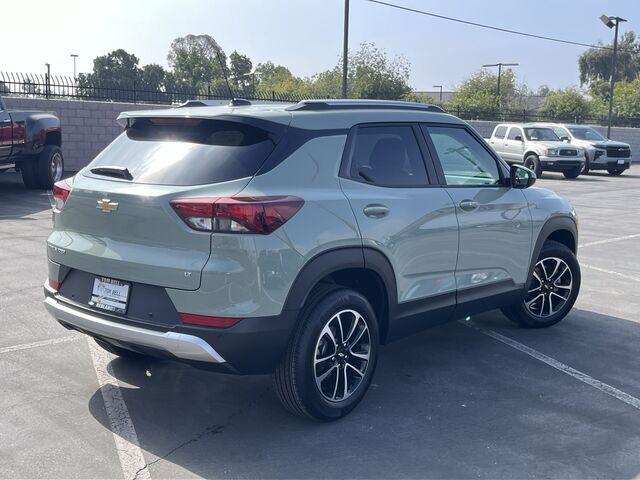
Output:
top-left (85, 118), bottom-right (276, 186)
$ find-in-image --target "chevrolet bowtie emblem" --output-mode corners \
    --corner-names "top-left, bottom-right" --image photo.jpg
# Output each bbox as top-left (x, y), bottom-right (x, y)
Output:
top-left (96, 198), bottom-right (119, 213)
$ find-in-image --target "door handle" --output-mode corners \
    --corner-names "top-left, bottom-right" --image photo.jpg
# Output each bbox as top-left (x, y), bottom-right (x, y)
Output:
top-left (363, 204), bottom-right (389, 218)
top-left (459, 200), bottom-right (478, 212)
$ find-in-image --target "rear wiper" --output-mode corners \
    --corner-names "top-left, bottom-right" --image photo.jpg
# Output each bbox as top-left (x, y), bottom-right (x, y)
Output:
top-left (90, 166), bottom-right (133, 180)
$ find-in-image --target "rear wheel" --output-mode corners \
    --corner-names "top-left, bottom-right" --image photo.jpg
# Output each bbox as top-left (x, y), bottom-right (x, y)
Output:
top-left (502, 240), bottom-right (580, 328)
top-left (94, 338), bottom-right (147, 360)
top-left (607, 167), bottom-right (625, 176)
top-left (563, 166), bottom-right (582, 179)
top-left (274, 288), bottom-right (379, 421)
top-left (524, 154), bottom-right (542, 178)
top-left (20, 145), bottom-right (64, 189)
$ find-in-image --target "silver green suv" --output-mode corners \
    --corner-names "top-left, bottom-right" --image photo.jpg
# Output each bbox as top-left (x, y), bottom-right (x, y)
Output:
top-left (44, 99), bottom-right (581, 421)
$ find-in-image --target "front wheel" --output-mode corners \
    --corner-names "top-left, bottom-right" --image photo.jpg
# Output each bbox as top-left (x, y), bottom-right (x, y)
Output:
top-left (274, 288), bottom-right (379, 421)
top-left (501, 240), bottom-right (580, 328)
top-left (524, 154), bottom-right (542, 178)
top-left (563, 166), bottom-right (582, 179)
top-left (607, 167), bottom-right (625, 176)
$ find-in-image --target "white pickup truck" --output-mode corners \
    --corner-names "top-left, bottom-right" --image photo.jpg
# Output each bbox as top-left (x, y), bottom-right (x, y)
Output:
top-left (487, 123), bottom-right (585, 179)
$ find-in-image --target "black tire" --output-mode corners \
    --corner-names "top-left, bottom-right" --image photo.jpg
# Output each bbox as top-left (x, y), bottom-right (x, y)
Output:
top-left (20, 160), bottom-right (41, 189)
top-left (274, 288), bottom-right (379, 421)
top-left (501, 240), bottom-right (580, 328)
top-left (582, 159), bottom-right (590, 174)
top-left (38, 145), bottom-right (65, 189)
top-left (607, 168), bottom-right (625, 176)
top-left (524, 154), bottom-right (542, 178)
top-left (94, 338), bottom-right (147, 360)
top-left (563, 166), bottom-right (582, 179)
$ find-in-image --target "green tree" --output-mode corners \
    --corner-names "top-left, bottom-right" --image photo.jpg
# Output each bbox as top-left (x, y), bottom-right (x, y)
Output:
top-left (344, 42), bottom-right (412, 100)
top-left (578, 31), bottom-right (640, 99)
top-left (254, 62), bottom-right (308, 98)
top-left (229, 51), bottom-right (253, 91)
top-left (79, 49), bottom-right (140, 89)
top-left (449, 68), bottom-right (523, 112)
top-left (538, 88), bottom-right (593, 119)
top-left (611, 79), bottom-right (640, 117)
top-left (167, 34), bottom-right (228, 94)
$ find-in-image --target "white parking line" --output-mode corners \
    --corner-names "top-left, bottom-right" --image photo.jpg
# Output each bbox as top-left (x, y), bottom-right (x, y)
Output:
top-left (87, 339), bottom-right (151, 480)
top-left (580, 233), bottom-right (640, 248)
top-left (581, 263), bottom-right (640, 283)
top-left (460, 320), bottom-right (640, 411)
top-left (0, 335), bottom-right (80, 354)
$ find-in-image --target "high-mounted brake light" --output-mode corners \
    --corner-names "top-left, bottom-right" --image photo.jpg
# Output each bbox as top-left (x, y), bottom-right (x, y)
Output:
top-left (52, 179), bottom-right (72, 212)
top-left (170, 196), bottom-right (304, 234)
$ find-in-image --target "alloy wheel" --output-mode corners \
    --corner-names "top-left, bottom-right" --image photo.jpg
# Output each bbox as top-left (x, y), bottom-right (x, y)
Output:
top-left (525, 256), bottom-right (573, 318)
top-left (313, 309), bottom-right (371, 402)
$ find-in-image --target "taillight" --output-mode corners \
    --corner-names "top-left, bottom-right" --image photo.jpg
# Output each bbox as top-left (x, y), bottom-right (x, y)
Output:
top-left (170, 196), bottom-right (304, 234)
top-left (48, 279), bottom-right (62, 291)
top-left (179, 312), bottom-right (243, 328)
top-left (52, 179), bottom-right (72, 212)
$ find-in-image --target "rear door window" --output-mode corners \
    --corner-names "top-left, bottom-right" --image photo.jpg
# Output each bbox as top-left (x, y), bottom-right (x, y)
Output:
top-left (85, 118), bottom-right (277, 186)
top-left (493, 126), bottom-right (507, 139)
top-left (347, 125), bottom-right (429, 187)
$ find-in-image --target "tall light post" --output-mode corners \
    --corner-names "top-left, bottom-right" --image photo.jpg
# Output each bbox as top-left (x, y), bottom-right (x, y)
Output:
top-left (482, 62), bottom-right (519, 108)
top-left (45, 63), bottom-right (51, 99)
top-left (70, 54), bottom-right (79, 79)
top-left (342, 0), bottom-right (350, 98)
top-left (600, 14), bottom-right (627, 139)
top-left (433, 84), bottom-right (443, 103)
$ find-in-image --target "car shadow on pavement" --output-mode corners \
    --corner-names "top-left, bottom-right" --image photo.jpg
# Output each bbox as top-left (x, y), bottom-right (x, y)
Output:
top-left (0, 172), bottom-right (52, 219)
top-left (88, 308), bottom-right (640, 479)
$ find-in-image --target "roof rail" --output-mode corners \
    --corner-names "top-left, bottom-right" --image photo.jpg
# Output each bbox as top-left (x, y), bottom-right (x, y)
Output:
top-left (177, 98), bottom-right (252, 108)
top-left (285, 99), bottom-right (445, 113)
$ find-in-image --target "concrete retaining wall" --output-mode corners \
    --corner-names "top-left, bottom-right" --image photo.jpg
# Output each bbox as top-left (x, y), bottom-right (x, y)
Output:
top-left (3, 97), bottom-right (638, 171)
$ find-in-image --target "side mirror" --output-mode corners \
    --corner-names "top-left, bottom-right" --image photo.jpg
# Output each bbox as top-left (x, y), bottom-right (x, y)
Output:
top-left (510, 164), bottom-right (536, 189)
top-left (514, 135), bottom-right (523, 142)
top-left (560, 136), bottom-right (570, 142)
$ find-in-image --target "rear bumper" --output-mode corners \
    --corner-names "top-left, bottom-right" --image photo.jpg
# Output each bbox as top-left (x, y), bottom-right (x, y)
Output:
top-left (44, 283), bottom-right (298, 374)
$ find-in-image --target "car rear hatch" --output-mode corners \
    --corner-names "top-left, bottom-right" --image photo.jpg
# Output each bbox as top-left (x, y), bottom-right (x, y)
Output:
top-left (48, 115), bottom-right (286, 291)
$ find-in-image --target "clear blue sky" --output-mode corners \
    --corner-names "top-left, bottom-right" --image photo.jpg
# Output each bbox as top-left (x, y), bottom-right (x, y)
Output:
top-left (3, 0), bottom-right (637, 91)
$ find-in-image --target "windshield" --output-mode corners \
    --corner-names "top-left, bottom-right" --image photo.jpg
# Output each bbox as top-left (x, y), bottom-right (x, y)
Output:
top-left (568, 126), bottom-right (606, 141)
top-left (524, 127), bottom-right (560, 141)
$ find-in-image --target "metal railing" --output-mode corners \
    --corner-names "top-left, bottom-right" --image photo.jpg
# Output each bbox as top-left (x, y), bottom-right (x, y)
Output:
top-left (2, 71), bottom-right (640, 128)
top-left (0, 71), bottom-right (306, 105)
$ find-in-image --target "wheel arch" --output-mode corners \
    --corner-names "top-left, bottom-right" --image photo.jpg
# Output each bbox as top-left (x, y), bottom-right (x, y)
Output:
top-left (527, 216), bottom-right (578, 287)
top-left (282, 247), bottom-right (397, 343)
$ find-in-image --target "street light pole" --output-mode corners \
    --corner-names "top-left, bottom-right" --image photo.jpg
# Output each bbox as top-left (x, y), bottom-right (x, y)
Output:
top-left (433, 85), bottom-right (443, 103)
top-left (342, 0), bottom-right (350, 98)
top-left (482, 62), bottom-right (519, 109)
top-left (70, 54), bottom-right (79, 79)
top-left (600, 14), bottom-right (627, 139)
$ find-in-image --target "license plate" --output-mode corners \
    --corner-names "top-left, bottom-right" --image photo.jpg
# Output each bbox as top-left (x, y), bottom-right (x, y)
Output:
top-left (89, 277), bottom-right (130, 314)
top-left (618, 160), bottom-right (625, 165)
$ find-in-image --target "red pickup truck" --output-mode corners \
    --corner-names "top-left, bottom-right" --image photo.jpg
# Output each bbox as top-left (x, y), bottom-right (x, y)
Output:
top-left (0, 96), bottom-right (64, 189)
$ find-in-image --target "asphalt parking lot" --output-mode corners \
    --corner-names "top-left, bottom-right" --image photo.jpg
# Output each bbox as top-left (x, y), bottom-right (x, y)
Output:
top-left (1, 166), bottom-right (640, 479)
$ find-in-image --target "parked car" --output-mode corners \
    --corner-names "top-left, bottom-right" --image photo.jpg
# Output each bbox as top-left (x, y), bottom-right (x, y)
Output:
top-left (542, 123), bottom-right (631, 176)
top-left (44, 99), bottom-right (581, 421)
top-left (0, 96), bottom-right (64, 189)
top-left (488, 123), bottom-right (585, 179)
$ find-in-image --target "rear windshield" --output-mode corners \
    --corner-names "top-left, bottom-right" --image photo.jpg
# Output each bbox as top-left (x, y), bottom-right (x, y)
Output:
top-left (84, 118), bottom-right (276, 186)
